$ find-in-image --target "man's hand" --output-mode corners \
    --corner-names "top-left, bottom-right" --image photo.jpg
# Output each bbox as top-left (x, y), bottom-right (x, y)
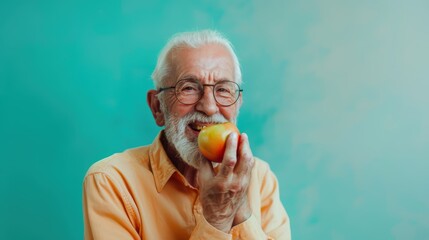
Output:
top-left (198, 132), bottom-right (255, 233)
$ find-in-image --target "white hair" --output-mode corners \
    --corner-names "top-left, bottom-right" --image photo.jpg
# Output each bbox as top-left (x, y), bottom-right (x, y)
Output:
top-left (151, 30), bottom-right (242, 88)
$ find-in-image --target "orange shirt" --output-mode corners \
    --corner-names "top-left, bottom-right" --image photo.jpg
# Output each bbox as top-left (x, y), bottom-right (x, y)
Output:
top-left (83, 133), bottom-right (291, 239)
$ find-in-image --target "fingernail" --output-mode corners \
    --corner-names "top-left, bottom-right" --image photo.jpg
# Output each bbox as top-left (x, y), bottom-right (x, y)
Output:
top-left (230, 132), bottom-right (237, 140)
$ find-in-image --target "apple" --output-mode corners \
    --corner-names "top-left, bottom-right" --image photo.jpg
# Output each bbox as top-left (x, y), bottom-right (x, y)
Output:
top-left (197, 122), bottom-right (240, 162)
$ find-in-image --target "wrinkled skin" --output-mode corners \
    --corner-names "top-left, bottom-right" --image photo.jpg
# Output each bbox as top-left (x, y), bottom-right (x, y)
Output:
top-left (198, 132), bottom-right (255, 231)
top-left (147, 43), bottom-right (255, 232)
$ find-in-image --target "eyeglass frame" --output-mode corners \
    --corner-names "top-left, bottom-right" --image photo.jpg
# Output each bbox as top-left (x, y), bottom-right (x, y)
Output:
top-left (158, 78), bottom-right (243, 107)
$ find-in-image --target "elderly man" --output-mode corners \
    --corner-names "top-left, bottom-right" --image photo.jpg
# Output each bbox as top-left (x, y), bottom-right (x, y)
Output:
top-left (83, 30), bottom-right (291, 239)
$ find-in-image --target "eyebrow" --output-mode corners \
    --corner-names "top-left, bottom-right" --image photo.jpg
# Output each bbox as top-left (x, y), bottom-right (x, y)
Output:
top-left (178, 75), bottom-right (199, 81)
top-left (178, 75), bottom-right (232, 83)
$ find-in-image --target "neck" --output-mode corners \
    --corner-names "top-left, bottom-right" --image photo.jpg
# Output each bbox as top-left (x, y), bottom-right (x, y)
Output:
top-left (160, 131), bottom-right (199, 188)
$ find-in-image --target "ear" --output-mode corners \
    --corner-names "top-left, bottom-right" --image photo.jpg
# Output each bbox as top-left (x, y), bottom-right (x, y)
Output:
top-left (147, 90), bottom-right (165, 126)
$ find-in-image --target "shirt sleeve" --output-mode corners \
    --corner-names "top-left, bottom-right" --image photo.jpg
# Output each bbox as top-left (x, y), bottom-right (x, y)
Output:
top-left (230, 163), bottom-right (291, 240)
top-left (83, 172), bottom-right (140, 240)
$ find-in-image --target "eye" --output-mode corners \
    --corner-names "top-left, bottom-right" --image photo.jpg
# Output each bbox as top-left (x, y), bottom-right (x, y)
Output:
top-left (183, 86), bottom-right (197, 91)
top-left (216, 87), bottom-right (230, 93)
top-left (178, 81), bottom-right (200, 94)
top-left (215, 83), bottom-right (234, 96)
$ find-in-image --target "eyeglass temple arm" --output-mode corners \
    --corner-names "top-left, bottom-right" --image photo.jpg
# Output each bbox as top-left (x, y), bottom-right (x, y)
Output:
top-left (158, 86), bottom-right (175, 92)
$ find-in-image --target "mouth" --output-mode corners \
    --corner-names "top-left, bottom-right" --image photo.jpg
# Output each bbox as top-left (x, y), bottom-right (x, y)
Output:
top-left (188, 121), bottom-right (218, 133)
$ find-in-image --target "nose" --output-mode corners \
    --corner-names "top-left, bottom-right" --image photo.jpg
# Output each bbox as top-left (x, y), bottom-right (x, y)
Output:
top-left (195, 86), bottom-right (219, 116)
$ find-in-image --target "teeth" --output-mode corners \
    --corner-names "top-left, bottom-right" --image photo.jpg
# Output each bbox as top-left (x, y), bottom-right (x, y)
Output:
top-left (195, 125), bottom-right (207, 131)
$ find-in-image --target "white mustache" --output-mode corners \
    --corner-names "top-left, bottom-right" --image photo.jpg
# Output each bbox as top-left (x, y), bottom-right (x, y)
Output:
top-left (180, 112), bottom-right (230, 126)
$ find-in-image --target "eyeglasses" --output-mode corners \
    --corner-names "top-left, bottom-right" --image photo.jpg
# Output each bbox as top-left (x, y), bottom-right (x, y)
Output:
top-left (158, 79), bottom-right (243, 107)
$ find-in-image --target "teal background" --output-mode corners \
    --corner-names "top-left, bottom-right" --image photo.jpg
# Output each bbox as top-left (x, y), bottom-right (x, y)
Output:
top-left (1, 0), bottom-right (428, 239)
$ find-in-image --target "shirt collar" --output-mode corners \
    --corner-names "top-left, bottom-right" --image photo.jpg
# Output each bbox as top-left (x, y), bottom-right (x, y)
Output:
top-left (149, 132), bottom-right (188, 192)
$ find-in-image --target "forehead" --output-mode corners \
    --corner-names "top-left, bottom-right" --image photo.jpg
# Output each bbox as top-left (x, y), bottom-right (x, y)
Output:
top-left (169, 44), bottom-right (235, 82)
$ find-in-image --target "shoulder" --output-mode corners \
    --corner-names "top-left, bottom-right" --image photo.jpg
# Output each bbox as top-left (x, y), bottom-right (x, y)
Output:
top-left (252, 156), bottom-right (272, 177)
top-left (251, 156), bottom-right (282, 189)
top-left (85, 145), bottom-right (152, 180)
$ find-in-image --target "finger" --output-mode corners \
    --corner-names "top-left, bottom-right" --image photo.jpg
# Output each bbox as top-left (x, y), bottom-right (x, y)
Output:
top-left (235, 133), bottom-right (254, 175)
top-left (219, 132), bottom-right (238, 177)
top-left (198, 157), bottom-right (215, 184)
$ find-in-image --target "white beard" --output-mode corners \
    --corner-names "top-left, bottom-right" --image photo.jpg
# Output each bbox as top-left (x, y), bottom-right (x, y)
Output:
top-left (163, 111), bottom-right (235, 169)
